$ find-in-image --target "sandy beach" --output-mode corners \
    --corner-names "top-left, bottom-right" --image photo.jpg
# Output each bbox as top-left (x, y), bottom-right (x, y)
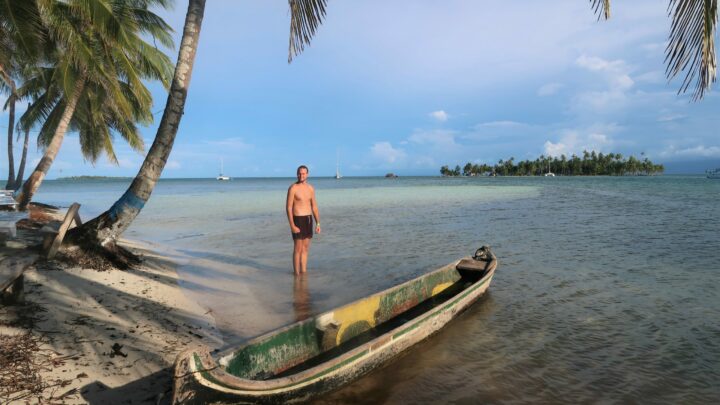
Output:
top-left (1, 210), bottom-right (223, 404)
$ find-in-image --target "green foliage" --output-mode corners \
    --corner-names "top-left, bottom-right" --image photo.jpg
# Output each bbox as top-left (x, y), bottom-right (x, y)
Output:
top-left (441, 151), bottom-right (664, 177)
top-left (11, 0), bottom-right (174, 163)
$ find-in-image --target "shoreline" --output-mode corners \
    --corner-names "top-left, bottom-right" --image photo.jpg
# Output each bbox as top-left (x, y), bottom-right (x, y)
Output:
top-left (1, 215), bottom-right (223, 404)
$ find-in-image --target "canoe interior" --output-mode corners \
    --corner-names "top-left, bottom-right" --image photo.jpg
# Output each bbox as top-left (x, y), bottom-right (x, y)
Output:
top-left (219, 260), bottom-right (490, 380)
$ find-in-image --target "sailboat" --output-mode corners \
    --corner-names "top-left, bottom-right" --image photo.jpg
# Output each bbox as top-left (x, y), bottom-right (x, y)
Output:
top-left (217, 158), bottom-right (231, 181)
top-left (544, 160), bottom-right (555, 177)
top-left (335, 151), bottom-right (341, 179)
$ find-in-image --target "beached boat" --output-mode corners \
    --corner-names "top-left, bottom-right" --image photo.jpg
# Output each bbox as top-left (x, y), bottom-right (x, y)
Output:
top-left (172, 248), bottom-right (498, 404)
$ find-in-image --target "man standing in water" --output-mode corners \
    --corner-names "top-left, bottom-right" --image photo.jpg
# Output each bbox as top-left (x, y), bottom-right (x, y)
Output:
top-left (286, 165), bottom-right (321, 275)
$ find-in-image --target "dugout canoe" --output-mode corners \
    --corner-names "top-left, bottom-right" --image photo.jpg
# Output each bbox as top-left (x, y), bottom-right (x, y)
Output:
top-left (173, 247), bottom-right (498, 404)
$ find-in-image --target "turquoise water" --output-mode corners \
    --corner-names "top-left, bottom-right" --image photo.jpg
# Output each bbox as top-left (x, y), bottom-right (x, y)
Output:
top-left (36, 175), bottom-right (720, 403)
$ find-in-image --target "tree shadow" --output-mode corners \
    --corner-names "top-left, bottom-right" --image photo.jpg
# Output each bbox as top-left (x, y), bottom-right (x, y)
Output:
top-left (80, 367), bottom-right (174, 405)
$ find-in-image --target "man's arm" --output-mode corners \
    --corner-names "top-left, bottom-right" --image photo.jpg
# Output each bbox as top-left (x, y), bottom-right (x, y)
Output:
top-left (286, 186), bottom-right (300, 233)
top-left (310, 186), bottom-right (321, 234)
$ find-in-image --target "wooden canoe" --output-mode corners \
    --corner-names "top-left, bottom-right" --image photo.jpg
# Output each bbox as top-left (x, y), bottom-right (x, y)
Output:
top-left (173, 249), bottom-right (498, 404)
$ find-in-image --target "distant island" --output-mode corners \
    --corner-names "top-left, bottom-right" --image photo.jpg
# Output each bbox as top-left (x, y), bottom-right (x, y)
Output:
top-left (57, 176), bottom-right (133, 180)
top-left (385, 173), bottom-right (398, 178)
top-left (441, 151), bottom-right (664, 177)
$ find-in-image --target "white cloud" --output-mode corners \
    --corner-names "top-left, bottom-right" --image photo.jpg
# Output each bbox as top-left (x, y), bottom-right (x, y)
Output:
top-left (474, 120), bottom-right (524, 128)
top-left (429, 110), bottom-right (448, 122)
top-left (657, 114), bottom-right (687, 122)
top-left (408, 129), bottom-right (458, 148)
top-left (371, 142), bottom-right (406, 163)
top-left (544, 127), bottom-right (616, 157)
top-left (659, 145), bottom-right (720, 158)
top-left (577, 55), bottom-right (633, 88)
top-left (538, 82), bottom-right (563, 96)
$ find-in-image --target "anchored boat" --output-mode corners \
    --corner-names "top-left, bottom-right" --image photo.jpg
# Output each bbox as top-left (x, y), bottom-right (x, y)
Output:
top-left (173, 247), bottom-right (498, 404)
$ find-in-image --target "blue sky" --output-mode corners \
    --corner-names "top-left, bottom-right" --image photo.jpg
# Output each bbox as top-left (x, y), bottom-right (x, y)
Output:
top-left (2, 0), bottom-right (719, 178)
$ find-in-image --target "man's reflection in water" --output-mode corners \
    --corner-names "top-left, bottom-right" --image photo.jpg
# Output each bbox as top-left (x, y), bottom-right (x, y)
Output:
top-left (293, 275), bottom-right (313, 321)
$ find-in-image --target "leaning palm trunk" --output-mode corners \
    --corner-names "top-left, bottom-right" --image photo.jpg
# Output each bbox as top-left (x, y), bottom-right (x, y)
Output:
top-left (5, 92), bottom-right (15, 190)
top-left (1, 69), bottom-right (17, 189)
top-left (16, 77), bottom-right (86, 210)
top-left (14, 124), bottom-right (30, 190)
top-left (69, 0), bottom-right (206, 250)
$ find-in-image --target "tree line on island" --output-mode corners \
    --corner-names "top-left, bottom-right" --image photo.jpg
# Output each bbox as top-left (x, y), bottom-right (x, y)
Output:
top-left (440, 151), bottom-right (664, 177)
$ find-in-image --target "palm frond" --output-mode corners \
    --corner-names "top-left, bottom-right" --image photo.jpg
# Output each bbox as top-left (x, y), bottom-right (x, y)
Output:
top-left (37, 100), bottom-right (65, 148)
top-left (287, 0), bottom-right (327, 63)
top-left (589, 0), bottom-right (611, 20)
top-left (666, 0), bottom-right (717, 100)
top-left (130, 7), bottom-right (174, 48)
top-left (17, 89), bottom-right (60, 134)
top-left (0, 0), bottom-right (46, 60)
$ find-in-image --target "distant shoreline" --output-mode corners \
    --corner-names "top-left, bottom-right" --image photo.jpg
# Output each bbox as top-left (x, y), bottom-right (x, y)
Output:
top-left (56, 175), bottom-right (133, 180)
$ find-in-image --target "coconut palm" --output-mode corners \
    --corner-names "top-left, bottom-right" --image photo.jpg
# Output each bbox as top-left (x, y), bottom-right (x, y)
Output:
top-left (14, 0), bottom-right (174, 210)
top-left (0, 1), bottom-right (46, 189)
top-left (69, 0), bottom-right (329, 261)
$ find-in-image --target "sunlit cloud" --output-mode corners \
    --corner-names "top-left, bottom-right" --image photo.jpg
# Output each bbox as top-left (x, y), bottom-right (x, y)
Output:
top-left (576, 55), bottom-right (633, 89)
top-left (544, 128), bottom-right (616, 157)
top-left (371, 142), bottom-right (406, 163)
top-left (429, 110), bottom-right (449, 122)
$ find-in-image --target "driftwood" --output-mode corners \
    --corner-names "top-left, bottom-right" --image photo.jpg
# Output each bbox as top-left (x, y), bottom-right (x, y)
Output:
top-left (41, 203), bottom-right (81, 260)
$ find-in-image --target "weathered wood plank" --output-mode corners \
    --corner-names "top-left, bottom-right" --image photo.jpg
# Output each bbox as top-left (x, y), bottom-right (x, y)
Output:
top-left (0, 253), bottom-right (37, 305)
top-left (46, 203), bottom-right (81, 259)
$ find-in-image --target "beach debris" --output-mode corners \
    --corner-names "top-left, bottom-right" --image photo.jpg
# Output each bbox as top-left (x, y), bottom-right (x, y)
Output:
top-left (109, 342), bottom-right (128, 358)
top-left (0, 333), bottom-right (74, 403)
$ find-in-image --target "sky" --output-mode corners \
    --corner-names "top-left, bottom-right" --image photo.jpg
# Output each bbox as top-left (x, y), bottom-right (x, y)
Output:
top-left (1, 0), bottom-right (720, 179)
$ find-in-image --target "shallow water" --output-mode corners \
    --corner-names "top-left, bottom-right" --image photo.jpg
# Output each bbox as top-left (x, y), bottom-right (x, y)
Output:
top-left (37, 175), bottom-right (720, 403)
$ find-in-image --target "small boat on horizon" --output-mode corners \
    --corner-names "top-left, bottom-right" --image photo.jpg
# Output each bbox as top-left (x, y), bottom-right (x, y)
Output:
top-left (217, 158), bottom-right (231, 181)
top-left (172, 247), bottom-right (498, 404)
top-left (706, 168), bottom-right (720, 179)
top-left (335, 151), bottom-right (341, 179)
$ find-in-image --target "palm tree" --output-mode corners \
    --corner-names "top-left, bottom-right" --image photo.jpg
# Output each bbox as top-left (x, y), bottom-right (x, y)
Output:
top-left (14, 0), bottom-right (174, 210)
top-left (68, 0), bottom-right (329, 261)
top-left (0, 1), bottom-right (45, 189)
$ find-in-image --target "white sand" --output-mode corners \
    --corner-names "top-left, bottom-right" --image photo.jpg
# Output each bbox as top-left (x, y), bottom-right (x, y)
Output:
top-left (1, 239), bottom-right (223, 404)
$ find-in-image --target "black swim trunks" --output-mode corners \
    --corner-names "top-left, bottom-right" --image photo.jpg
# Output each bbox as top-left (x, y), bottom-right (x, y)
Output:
top-left (292, 215), bottom-right (313, 240)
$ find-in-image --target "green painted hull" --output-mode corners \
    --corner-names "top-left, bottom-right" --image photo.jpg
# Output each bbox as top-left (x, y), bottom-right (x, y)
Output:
top-left (173, 254), bottom-right (497, 404)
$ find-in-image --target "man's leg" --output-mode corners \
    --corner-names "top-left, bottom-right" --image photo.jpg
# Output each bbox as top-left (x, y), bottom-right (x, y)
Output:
top-left (300, 238), bottom-right (312, 273)
top-left (293, 239), bottom-right (303, 275)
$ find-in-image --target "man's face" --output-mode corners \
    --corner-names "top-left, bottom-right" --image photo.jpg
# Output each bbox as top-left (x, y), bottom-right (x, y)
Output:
top-left (297, 168), bottom-right (308, 183)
